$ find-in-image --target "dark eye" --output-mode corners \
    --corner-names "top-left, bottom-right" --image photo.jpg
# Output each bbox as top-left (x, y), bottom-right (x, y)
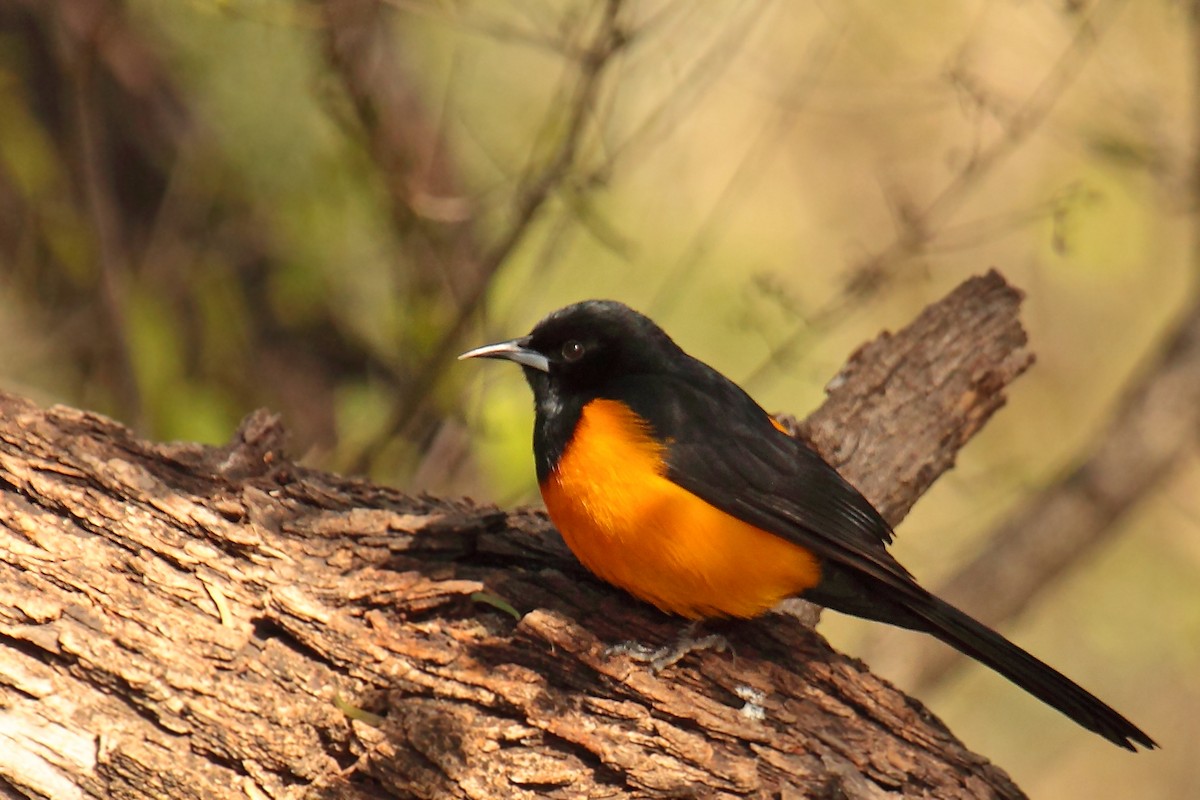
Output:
top-left (561, 340), bottom-right (585, 362)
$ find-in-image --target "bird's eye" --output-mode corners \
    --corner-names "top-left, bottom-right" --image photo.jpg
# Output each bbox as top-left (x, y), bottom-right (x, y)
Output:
top-left (561, 340), bottom-right (585, 362)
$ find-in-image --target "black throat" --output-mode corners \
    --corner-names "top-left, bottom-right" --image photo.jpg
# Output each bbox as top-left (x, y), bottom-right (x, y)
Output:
top-left (524, 367), bottom-right (587, 484)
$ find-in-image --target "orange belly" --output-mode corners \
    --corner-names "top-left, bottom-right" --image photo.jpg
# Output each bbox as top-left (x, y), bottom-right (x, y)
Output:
top-left (539, 398), bottom-right (821, 619)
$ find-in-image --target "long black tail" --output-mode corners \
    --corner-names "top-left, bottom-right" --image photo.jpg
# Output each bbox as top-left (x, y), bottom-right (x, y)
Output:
top-left (908, 593), bottom-right (1156, 751)
top-left (809, 571), bottom-right (1156, 749)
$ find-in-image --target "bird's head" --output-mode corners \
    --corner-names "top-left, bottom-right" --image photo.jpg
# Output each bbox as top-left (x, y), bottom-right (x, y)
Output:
top-left (458, 300), bottom-right (684, 397)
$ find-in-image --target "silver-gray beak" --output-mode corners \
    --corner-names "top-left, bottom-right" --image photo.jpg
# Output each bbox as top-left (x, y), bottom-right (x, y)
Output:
top-left (457, 337), bottom-right (549, 372)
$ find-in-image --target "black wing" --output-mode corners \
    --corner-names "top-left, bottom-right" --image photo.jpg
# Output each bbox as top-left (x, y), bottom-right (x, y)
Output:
top-left (610, 368), bottom-right (916, 591)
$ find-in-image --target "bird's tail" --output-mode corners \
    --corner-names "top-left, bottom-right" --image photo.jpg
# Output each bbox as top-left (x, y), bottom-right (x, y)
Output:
top-left (908, 594), bottom-right (1156, 751)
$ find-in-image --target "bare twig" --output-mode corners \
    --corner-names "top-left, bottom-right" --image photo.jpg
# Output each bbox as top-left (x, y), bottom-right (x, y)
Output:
top-left (646, 20), bottom-right (845, 319)
top-left (66, 7), bottom-right (142, 427)
top-left (5, 0), bottom-right (200, 431)
top-left (741, 0), bottom-right (1128, 391)
top-left (347, 0), bottom-right (629, 474)
top-left (323, 0), bottom-right (483, 301)
top-left (842, 0), bottom-right (1128, 295)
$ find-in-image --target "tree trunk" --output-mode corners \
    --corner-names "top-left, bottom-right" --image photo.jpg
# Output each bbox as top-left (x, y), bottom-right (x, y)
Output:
top-left (0, 271), bottom-right (1032, 799)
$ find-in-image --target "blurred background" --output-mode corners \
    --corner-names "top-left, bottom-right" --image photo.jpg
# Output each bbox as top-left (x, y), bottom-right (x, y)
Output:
top-left (0, 0), bottom-right (1195, 795)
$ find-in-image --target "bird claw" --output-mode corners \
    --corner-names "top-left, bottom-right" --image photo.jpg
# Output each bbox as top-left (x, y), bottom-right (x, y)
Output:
top-left (605, 631), bottom-right (730, 672)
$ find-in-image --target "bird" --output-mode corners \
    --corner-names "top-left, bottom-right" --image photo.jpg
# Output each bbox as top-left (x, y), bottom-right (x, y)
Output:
top-left (459, 299), bottom-right (1156, 751)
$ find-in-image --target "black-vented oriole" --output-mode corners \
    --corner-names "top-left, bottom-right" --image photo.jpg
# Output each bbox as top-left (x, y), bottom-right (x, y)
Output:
top-left (460, 299), bottom-right (1155, 751)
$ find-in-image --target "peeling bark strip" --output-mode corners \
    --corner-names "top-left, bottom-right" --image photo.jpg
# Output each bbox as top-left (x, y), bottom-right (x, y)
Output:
top-left (0, 272), bottom-right (1031, 799)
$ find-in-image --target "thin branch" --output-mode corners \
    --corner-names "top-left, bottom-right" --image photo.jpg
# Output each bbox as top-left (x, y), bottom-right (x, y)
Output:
top-left (347, 0), bottom-right (629, 474)
top-left (842, 0), bottom-right (1128, 294)
top-left (646, 20), bottom-right (845, 319)
top-left (741, 0), bottom-right (1127, 390)
top-left (68, 11), bottom-right (142, 428)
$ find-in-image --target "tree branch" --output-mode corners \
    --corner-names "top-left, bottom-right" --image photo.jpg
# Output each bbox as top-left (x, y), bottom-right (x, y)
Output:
top-left (344, 0), bottom-right (630, 474)
top-left (863, 280), bottom-right (1200, 694)
top-left (1, 272), bottom-right (1031, 799)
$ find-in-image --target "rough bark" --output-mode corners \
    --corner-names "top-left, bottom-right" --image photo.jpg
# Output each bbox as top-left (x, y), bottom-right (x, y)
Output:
top-left (1, 271), bottom-right (1032, 799)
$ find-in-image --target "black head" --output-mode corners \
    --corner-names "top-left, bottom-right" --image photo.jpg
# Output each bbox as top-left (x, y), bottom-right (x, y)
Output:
top-left (461, 300), bottom-right (746, 481)
top-left (461, 300), bottom-right (692, 479)
top-left (458, 300), bottom-right (687, 396)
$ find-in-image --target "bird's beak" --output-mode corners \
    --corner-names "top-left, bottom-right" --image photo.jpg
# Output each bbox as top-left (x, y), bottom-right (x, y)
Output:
top-left (458, 336), bottom-right (549, 372)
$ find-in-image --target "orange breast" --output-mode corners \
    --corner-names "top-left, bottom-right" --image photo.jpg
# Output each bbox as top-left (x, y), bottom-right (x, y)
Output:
top-left (539, 398), bottom-right (821, 619)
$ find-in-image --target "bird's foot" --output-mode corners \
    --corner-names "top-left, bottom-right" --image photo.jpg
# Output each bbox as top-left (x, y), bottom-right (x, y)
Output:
top-left (605, 622), bottom-right (730, 672)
